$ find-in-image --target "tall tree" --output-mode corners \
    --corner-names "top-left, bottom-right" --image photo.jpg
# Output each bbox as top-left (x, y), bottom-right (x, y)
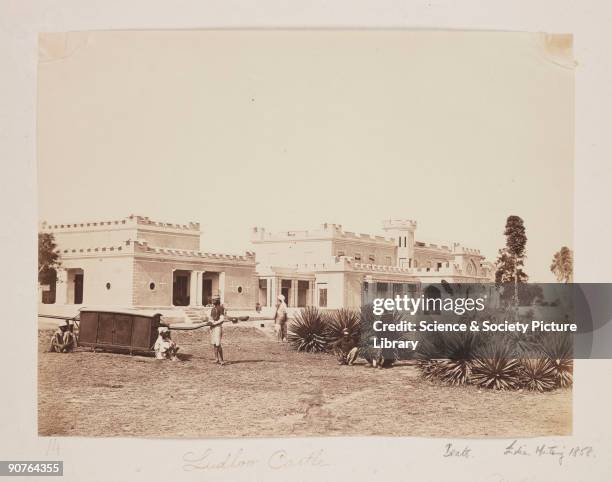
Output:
top-left (550, 246), bottom-right (573, 283)
top-left (38, 232), bottom-right (61, 283)
top-left (495, 215), bottom-right (528, 306)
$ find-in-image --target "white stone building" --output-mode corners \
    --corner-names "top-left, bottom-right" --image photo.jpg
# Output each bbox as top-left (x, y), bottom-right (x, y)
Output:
top-left (39, 215), bottom-right (494, 318)
top-left (251, 219), bottom-right (494, 310)
top-left (39, 215), bottom-right (258, 320)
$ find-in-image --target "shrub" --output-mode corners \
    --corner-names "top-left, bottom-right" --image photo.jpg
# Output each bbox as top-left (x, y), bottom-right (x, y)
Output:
top-left (471, 341), bottom-right (522, 391)
top-left (416, 331), bottom-right (483, 386)
top-left (414, 307), bottom-right (573, 392)
top-left (287, 307), bottom-right (329, 353)
top-left (325, 308), bottom-right (361, 345)
top-left (519, 357), bottom-right (558, 392)
top-left (539, 332), bottom-right (573, 388)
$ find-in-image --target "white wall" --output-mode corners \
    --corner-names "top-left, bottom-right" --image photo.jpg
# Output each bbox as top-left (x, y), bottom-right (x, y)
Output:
top-left (56, 256), bottom-right (134, 306)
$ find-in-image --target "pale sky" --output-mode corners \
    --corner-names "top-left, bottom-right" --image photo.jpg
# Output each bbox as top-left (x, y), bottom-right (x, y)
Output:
top-left (38, 30), bottom-right (574, 282)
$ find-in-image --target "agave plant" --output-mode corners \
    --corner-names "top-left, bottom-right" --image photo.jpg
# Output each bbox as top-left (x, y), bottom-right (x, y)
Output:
top-left (325, 308), bottom-right (361, 345)
top-left (539, 332), bottom-right (573, 388)
top-left (287, 306), bottom-right (329, 353)
top-left (415, 332), bottom-right (445, 381)
top-left (435, 332), bottom-right (483, 385)
top-left (519, 357), bottom-right (558, 392)
top-left (471, 340), bottom-right (522, 390)
top-left (416, 331), bottom-right (482, 385)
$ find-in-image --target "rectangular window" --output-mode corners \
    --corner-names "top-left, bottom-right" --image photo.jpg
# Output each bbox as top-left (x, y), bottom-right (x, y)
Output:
top-left (376, 282), bottom-right (389, 297)
top-left (258, 278), bottom-right (268, 307)
top-left (319, 287), bottom-right (328, 307)
top-left (393, 283), bottom-right (405, 297)
top-left (385, 256), bottom-right (392, 265)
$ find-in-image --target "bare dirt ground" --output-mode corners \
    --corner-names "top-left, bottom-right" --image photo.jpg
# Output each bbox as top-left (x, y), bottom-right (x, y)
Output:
top-left (38, 326), bottom-right (571, 438)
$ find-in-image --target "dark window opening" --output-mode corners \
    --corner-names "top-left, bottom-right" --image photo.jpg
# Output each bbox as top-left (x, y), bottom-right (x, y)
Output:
top-left (319, 288), bottom-right (328, 308)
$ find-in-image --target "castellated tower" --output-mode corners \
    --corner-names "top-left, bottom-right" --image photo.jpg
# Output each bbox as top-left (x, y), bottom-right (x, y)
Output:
top-left (382, 219), bottom-right (417, 268)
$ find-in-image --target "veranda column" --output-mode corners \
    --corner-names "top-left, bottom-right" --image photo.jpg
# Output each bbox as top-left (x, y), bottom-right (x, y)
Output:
top-left (195, 271), bottom-right (203, 306)
top-left (55, 268), bottom-right (68, 305)
top-left (267, 278), bottom-right (272, 307)
top-left (189, 271), bottom-right (198, 306)
top-left (270, 276), bottom-right (278, 305)
top-left (218, 272), bottom-right (226, 304)
top-left (291, 279), bottom-right (298, 307)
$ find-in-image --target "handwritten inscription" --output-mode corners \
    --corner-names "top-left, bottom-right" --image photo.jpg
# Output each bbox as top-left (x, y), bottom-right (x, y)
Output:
top-left (443, 443), bottom-right (472, 458)
top-left (504, 440), bottom-right (595, 466)
top-left (441, 440), bottom-right (595, 467)
top-left (182, 448), bottom-right (330, 472)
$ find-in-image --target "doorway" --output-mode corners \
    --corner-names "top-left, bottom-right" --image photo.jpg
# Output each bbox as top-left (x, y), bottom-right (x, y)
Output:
top-left (281, 279), bottom-right (292, 307)
top-left (202, 278), bottom-right (213, 306)
top-left (74, 273), bottom-right (84, 304)
top-left (297, 280), bottom-right (309, 307)
top-left (173, 270), bottom-right (190, 306)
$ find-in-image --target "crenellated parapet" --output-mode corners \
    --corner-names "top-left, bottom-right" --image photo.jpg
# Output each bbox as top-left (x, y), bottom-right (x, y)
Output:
top-left (40, 214), bottom-right (200, 233)
top-left (41, 217), bottom-right (136, 231)
top-left (251, 223), bottom-right (395, 245)
top-left (451, 242), bottom-right (482, 256)
top-left (414, 241), bottom-right (453, 252)
top-left (134, 215), bottom-right (200, 231)
top-left (55, 240), bottom-right (135, 256)
top-left (130, 239), bottom-right (255, 263)
top-left (352, 261), bottom-right (462, 276)
top-left (382, 219), bottom-right (418, 231)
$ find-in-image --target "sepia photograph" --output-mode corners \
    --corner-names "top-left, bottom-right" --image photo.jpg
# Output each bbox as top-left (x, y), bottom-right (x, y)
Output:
top-left (37, 29), bottom-right (574, 438)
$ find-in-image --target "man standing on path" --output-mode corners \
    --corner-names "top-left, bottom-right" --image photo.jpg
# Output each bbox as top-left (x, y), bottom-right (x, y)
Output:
top-left (273, 294), bottom-right (288, 342)
top-left (209, 295), bottom-right (226, 365)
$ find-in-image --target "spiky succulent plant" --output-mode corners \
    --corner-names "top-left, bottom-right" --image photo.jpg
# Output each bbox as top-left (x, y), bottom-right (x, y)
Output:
top-left (471, 341), bottom-right (522, 390)
top-left (539, 332), bottom-right (573, 388)
top-left (287, 306), bottom-right (329, 353)
top-left (416, 331), bottom-right (482, 385)
top-left (519, 357), bottom-right (558, 392)
top-left (324, 308), bottom-right (361, 345)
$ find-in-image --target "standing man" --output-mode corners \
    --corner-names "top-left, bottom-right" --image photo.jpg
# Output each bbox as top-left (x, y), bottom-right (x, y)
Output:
top-left (273, 294), bottom-right (288, 342)
top-left (209, 295), bottom-right (226, 365)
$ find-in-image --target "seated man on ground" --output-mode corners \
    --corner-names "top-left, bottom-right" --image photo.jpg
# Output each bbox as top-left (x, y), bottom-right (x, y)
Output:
top-left (333, 328), bottom-right (359, 365)
top-left (154, 327), bottom-right (180, 361)
top-left (49, 320), bottom-right (76, 353)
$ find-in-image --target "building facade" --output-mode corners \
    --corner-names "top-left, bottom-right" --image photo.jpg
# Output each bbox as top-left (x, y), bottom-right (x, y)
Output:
top-left (39, 215), bottom-right (258, 318)
top-left (39, 215), bottom-right (494, 317)
top-left (251, 219), bottom-right (494, 310)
